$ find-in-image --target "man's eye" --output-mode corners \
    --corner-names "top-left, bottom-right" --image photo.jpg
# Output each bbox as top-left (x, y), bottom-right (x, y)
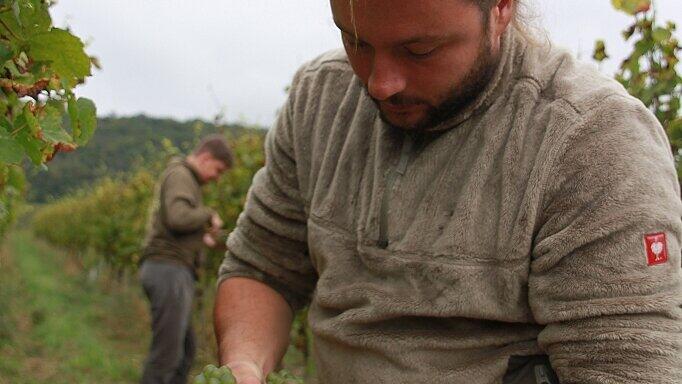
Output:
top-left (405, 46), bottom-right (437, 59)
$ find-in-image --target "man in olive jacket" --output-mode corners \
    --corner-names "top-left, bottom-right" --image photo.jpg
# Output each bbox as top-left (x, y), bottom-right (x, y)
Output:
top-left (140, 135), bottom-right (232, 384)
top-left (214, 1), bottom-right (682, 383)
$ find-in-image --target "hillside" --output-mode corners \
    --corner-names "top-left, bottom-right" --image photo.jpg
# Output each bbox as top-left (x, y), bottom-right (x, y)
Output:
top-left (24, 115), bottom-right (264, 202)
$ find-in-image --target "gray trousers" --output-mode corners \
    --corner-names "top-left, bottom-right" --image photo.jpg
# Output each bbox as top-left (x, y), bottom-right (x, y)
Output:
top-left (140, 259), bottom-right (196, 384)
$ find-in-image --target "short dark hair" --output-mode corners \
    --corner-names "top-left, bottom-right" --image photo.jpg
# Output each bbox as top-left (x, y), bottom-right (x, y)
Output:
top-left (193, 134), bottom-right (234, 168)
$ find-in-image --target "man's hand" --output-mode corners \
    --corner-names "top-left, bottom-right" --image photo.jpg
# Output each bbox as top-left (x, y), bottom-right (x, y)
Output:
top-left (204, 213), bottom-right (223, 249)
top-left (211, 213), bottom-right (224, 232)
top-left (226, 361), bottom-right (263, 384)
top-left (203, 232), bottom-right (218, 248)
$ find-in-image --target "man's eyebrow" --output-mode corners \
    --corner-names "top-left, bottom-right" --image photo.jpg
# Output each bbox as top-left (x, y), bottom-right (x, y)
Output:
top-left (333, 18), bottom-right (453, 45)
top-left (396, 33), bottom-right (452, 45)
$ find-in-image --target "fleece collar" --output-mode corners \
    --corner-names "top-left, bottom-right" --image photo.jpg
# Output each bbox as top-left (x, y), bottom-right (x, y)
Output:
top-left (182, 158), bottom-right (206, 185)
top-left (168, 156), bottom-right (204, 185)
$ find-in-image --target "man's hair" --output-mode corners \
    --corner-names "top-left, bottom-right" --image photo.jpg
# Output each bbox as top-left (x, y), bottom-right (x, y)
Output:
top-left (193, 134), bottom-right (234, 168)
top-left (346, 0), bottom-right (542, 45)
top-left (474, 0), bottom-right (502, 15)
top-left (474, 0), bottom-right (543, 44)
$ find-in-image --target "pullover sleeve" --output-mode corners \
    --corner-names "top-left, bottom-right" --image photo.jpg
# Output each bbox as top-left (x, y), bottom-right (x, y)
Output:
top-left (530, 95), bottom-right (682, 383)
top-left (217, 67), bottom-right (316, 312)
top-left (162, 168), bottom-right (213, 234)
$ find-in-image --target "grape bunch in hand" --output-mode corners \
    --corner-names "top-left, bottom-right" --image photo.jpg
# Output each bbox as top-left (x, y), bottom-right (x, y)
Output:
top-left (266, 369), bottom-right (304, 384)
top-left (194, 365), bottom-right (304, 384)
top-left (193, 365), bottom-right (236, 384)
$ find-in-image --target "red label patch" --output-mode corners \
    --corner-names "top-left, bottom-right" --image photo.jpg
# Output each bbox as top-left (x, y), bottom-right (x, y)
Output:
top-left (644, 232), bottom-right (668, 266)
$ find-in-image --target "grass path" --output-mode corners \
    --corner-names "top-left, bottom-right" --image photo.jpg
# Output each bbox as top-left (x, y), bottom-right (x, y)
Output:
top-left (0, 230), bottom-right (154, 383)
top-left (0, 230), bottom-right (308, 383)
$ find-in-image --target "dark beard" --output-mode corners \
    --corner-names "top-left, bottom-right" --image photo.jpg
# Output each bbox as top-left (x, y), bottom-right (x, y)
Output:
top-left (372, 36), bottom-right (500, 131)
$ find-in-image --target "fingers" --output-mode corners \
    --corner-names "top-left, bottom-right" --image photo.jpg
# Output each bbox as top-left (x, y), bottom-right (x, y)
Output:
top-left (236, 376), bottom-right (262, 384)
top-left (211, 213), bottom-right (224, 229)
top-left (203, 232), bottom-right (217, 248)
top-left (227, 361), bottom-right (264, 384)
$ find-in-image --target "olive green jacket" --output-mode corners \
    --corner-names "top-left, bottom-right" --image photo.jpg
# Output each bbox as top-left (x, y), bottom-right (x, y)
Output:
top-left (142, 157), bottom-right (213, 276)
top-left (219, 28), bottom-right (682, 383)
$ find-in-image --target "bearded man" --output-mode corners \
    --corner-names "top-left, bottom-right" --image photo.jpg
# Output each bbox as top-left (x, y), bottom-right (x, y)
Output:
top-left (214, 1), bottom-right (682, 383)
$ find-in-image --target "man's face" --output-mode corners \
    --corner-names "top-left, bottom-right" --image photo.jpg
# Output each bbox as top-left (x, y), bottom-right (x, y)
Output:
top-left (197, 153), bottom-right (228, 183)
top-left (331, 0), bottom-right (503, 130)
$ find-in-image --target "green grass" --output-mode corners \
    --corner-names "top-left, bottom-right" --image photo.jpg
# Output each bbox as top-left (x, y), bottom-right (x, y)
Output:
top-left (0, 231), bottom-right (150, 383)
top-left (0, 230), bottom-right (310, 383)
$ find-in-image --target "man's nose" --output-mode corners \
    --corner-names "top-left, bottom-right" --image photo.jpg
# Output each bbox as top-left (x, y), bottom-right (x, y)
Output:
top-left (367, 53), bottom-right (406, 101)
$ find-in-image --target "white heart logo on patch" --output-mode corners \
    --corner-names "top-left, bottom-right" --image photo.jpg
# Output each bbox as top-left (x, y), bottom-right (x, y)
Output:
top-left (651, 241), bottom-right (663, 256)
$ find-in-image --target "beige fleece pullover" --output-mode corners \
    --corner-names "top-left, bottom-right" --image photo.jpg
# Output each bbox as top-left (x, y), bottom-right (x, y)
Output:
top-left (218, 29), bottom-right (682, 383)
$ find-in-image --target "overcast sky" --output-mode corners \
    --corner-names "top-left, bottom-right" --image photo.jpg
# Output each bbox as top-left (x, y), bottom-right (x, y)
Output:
top-left (50, 1), bottom-right (682, 127)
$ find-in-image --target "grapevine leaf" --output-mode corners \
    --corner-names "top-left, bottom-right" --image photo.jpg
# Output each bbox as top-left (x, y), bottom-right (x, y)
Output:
top-left (21, 103), bottom-right (38, 134)
top-left (669, 118), bottom-right (682, 147)
top-left (16, 50), bottom-right (27, 68)
top-left (4, 60), bottom-right (23, 77)
top-left (0, 4), bottom-right (25, 42)
top-left (7, 164), bottom-right (24, 191)
top-left (0, 200), bottom-right (7, 220)
top-left (73, 97), bottom-right (96, 145)
top-left (12, 1), bottom-right (21, 26)
top-left (652, 27), bottom-right (672, 43)
top-left (0, 164), bottom-right (7, 186)
top-left (15, 128), bottom-right (42, 164)
top-left (611, 0), bottom-right (651, 15)
top-left (16, 0), bottom-right (51, 37)
top-left (90, 56), bottom-right (101, 70)
top-left (67, 93), bottom-right (78, 137)
top-left (0, 135), bottom-right (24, 163)
top-left (0, 115), bottom-right (10, 132)
top-left (593, 40), bottom-right (609, 62)
top-left (40, 105), bottom-right (71, 143)
top-left (622, 25), bottom-right (636, 40)
top-left (28, 28), bottom-right (91, 87)
top-left (0, 42), bottom-right (12, 63)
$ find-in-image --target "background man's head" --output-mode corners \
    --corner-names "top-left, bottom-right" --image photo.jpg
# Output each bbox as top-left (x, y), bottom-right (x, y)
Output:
top-left (187, 134), bottom-right (233, 183)
top-left (331, 0), bottom-right (517, 131)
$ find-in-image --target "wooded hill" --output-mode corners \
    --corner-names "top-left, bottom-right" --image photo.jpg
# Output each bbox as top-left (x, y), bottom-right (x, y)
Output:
top-left (24, 115), bottom-right (264, 202)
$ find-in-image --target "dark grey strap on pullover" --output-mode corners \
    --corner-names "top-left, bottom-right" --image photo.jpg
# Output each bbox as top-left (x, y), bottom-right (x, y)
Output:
top-left (503, 355), bottom-right (559, 384)
top-left (378, 132), bottom-right (415, 248)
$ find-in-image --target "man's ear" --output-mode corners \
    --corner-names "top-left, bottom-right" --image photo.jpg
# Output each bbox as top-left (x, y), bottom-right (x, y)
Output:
top-left (489, 0), bottom-right (514, 41)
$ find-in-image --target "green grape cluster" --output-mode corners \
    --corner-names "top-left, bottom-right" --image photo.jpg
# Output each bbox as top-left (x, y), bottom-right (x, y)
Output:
top-left (193, 365), bottom-right (304, 384)
top-left (193, 365), bottom-right (236, 384)
top-left (266, 369), bottom-right (304, 384)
